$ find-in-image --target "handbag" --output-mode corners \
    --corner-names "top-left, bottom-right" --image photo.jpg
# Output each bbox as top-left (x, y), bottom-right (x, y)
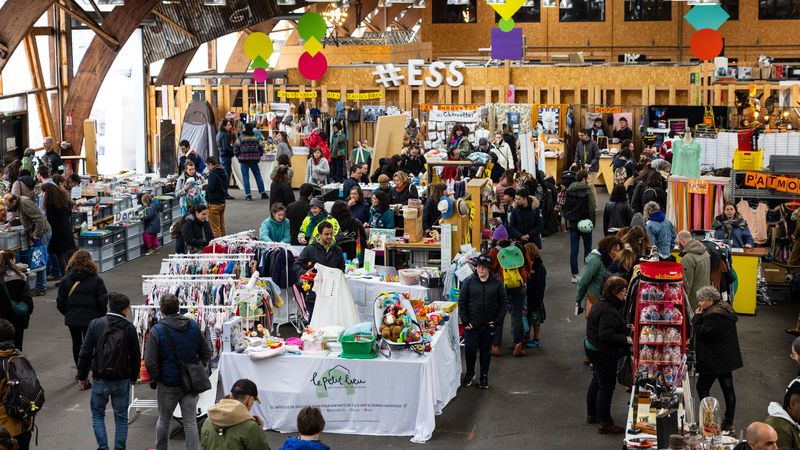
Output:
top-left (617, 355), bottom-right (633, 389)
top-left (161, 324), bottom-right (211, 395)
top-left (28, 240), bottom-right (47, 271)
top-left (0, 281), bottom-right (28, 317)
top-left (583, 295), bottom-right (599, 319)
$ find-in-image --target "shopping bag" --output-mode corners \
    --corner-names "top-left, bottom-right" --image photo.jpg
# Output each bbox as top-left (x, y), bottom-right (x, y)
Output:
top-left (617, 356), bottom-right (634, 389)
top-left (28, 241), bottom-right (47, 271)
top-left (583, 295), bottom-right (599, 319)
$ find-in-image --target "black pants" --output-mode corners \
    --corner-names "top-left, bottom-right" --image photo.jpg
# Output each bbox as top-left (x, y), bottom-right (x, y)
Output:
top-left (586, 348), bottom-right (618, 422)
top-left (464, 328), bottom-right (494, 377)
top-left (493, 286), bottom-right (526, 347)
top-left (55, 252), bottom-right (68, 278)
top-left (331, 157), bottom-right (344, 182)
top-left (15, 430), bottom-right (31, 450)
top-left (69, 326), bottom-right (88, 367)
top-left (696, 371), bottom-right (736, 423)
top-left (13, 327), bottom-right (24, 351)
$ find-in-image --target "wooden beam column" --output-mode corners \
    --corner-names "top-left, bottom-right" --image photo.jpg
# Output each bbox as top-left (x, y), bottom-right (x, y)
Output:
top-left (23, 34), bottom-right (55, 139)
top-left (0, 0), bottom-right (57, 73)
top-left (63, 0), bottom-right (161, 154)
top-left (155, 48), bottom-right (198, 86)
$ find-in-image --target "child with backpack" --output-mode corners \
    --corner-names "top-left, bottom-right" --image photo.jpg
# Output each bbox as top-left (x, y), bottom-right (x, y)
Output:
top-left (563, 170), bottom-right (596, 284)
top-left (0, 318), bottom-right (43, 450)
top-left (488, 226), bottom-right (531, 357)
top-left (141, 194), bottom-right (161, 256)
top-left (524, 243), bottom-right (547, 349)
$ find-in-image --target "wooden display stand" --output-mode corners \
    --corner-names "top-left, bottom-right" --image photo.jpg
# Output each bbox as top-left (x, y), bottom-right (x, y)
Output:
top-left (467, 178), bottom-right (491, 252)
top-left (597, 156), bottom-right (614, 192)
top-left (543, 142), bottom-right (566, 182)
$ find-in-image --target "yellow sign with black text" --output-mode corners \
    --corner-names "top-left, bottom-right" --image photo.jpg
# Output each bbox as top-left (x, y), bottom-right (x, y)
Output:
top-left (277, 91), bottom-right (318, 99)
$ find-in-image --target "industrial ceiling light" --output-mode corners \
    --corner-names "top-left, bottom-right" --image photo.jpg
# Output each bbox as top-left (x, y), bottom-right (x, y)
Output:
top-left (97, 0), bottom-right (125, 4)
top-left (486, 0), bottom-right (506, 4)
top-left (203, 0), bottom-right (226, 5)
top-left (412, 0), bottom-right (425, 8)
top-left (559, 0), bottom-right (572, 8)
top-left (277, 0), bottom-right (297, 5)
top-left (541, 0), bottom-right (556, 6)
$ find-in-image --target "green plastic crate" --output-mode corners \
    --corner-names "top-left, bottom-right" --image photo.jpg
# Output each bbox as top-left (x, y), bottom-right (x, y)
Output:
top-left (338, 334), bottom-right (377, 359)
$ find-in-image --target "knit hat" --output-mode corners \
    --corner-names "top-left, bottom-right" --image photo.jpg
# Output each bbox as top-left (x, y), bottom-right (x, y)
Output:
top-left (631, 212), bottom-right (645, 229)
top-left (310, 197), bottom-right (325, 209)
top-left (492, 225), bottom-right (509, 241)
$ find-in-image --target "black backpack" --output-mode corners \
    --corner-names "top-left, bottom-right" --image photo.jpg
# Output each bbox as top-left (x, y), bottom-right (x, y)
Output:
top-left (93, 317), bottom-right (130, 380)
top-left (562, 188), bottom-right (590, 222)
top-left (1, 350), bottom-right (45, 423)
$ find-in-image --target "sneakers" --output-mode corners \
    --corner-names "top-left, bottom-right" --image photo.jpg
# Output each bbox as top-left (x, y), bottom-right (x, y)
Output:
top-left (461, 373), bottom-right (474, 387)
top-left (571, 274), bottom-right (580, 284)
top-left (245, 195), bottom-right (253, 201)
top-left (478, 375), bottom-right (489, 389)
top-left (261, 192), bottom-right (269, 200)
top-left (490, 346), bottom-right (503, 357)
top-left (525, 339), bottom-right (541, 349)
top-left (513, 343), bottom-right (526, 357)
top-left (31, 289), bottom-right (46, 297)
top-left (225, 194), bottom-right (235, 200)
top-left (597, 422), bottom-right (624, 434)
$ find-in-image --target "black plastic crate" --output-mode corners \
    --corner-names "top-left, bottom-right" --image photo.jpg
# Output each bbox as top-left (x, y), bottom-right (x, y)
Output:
top-left (70, 212), bottom-right (87, 227)
top-left (113, 252), bottom-right (127, 266)
top-left (79, 231), bottom-right (113, 248)
top-left (113, 241), bottom-right (126, 255)
top-left (160, 210), bottom-right (172, 224)
top-left (104, 226), bottom-right (126, 243)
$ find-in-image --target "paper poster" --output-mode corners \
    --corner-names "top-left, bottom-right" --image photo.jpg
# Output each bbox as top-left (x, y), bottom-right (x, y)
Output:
top-left (364, 249), bottom-right (376, 273)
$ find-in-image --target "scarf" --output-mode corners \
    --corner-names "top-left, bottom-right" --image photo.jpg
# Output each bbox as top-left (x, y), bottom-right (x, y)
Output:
top-left (305, 212), bottom-right (327, 238)
top-left (712, 214), bottom-right (747, 239)
top-left (449, 136), bottom-right (463, 149)
top-left (312, 155), bottom-right (323, 165)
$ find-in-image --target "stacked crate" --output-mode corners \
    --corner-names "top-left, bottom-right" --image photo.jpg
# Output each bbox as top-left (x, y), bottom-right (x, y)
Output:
top-left (81, 230), bottom-right (116, 272)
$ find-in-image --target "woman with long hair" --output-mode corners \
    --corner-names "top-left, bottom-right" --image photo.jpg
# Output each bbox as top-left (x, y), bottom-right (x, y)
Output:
top-left (368, 191), bottom-right (394, 228)
top-left (216, 118), bottom-right (235, 198)
top-left (347, 185), bottom-right (370, 224)
top-left (56, 249), bottom-right (108, 381)
top-left (41, 183), bottom-right (77, 279)
top-left (305, 147), bottom-right (330, 186)
top-left (524, 243), bottom-right (546, 349)
top-left (447, 124), bottom-right (472, 159)
top-left (180, 204), bottom-right (214, 254)
top-left (621, 225), bottom-right (652, 258)
top-left (422, 183), bottom-right (446, 232)
top-left (276, 131), bottom-right (293, 159)
top-left (0, 251), bottom-right (33, 350)
top-left (270, 165), bottom-right (295, 210)
top-left (2, 160), bottom-right (21, 185)
top-left (390, 171), bottom-right (419, 206)
top-left (331, 200), bottom-right (367, 264)
top-left (603, 185), bottom-right (633, 236)
top-left (713, 202), bottom-right (755, 248)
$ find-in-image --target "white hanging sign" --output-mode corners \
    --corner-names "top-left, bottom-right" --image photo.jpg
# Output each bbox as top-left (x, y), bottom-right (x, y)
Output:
top-left (428, 108), bottom-right (481, 123)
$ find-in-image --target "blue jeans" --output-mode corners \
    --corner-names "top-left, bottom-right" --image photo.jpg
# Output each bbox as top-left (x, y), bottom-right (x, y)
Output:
top-left (570, 229), bottom-right (592, 276)
top-left (29, 229), bottom-right (51, 291)
top-left (90, 378), bottom-right (130, 450)
top-left (240, 161), bottom-right (265, 197)
top-left (220, 156), bottom-right (233, 190)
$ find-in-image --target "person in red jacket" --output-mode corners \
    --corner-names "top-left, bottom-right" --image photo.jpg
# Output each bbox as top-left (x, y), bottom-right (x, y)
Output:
top-left (304, 130), bottom-right (330, 161)
top-left (441, 147), bottom-right (461, 181)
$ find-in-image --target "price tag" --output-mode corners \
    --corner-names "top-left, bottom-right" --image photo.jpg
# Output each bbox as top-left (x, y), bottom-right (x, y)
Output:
top-left (455, 264), bottom-right (474, 282)
top-left (87, 212), bottom-right (93, 229)
top-left (688, 178), bottom-right (709, 194)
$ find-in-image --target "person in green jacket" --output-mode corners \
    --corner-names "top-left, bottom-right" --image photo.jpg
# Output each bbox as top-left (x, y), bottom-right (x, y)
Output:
top-left (201, 378), bottom-right (269, 450)
top-left (298, 197), bottom-right (340, 244)
top-left (677, 231), bottom-right (711, 309)
top-left (765, 381), bottom-right (800, 450)
top-left (575, 236), bottom-right (623, 315)
top-left (260, 203), bottom-right (291, 244)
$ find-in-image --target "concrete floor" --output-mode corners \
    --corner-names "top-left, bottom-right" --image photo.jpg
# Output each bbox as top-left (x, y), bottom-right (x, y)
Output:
top-left (26, 191), bottom-right (800, 449)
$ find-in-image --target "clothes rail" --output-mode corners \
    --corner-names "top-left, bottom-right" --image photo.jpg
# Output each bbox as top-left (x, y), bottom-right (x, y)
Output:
top-left (164, 253), bottom-right (252, 260)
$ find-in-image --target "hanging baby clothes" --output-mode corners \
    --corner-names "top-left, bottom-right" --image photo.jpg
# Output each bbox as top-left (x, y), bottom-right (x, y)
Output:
top-left (736, 199), bottom-right (768, 244)
top-left (671, 139), bottom-right (702, 177)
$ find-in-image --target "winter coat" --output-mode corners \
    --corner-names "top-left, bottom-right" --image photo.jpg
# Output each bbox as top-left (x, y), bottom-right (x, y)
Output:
top-left (234, 134), bottom-right (263, 162)
top-left (45, 203), bottom-right (76, 254)
top-left (564, 181), bottom-right (597, 231)
top-left (287, 198), bottom-right (311, 245)
top-left (276, 141), bottom-right (293, 160)
top-left (279, 438), bottom-right (329, 450)
top-left (691, 301), bottom-right (743, 375)
top-left (145, 314), bottom-right (211, 388)
top-left (175, 172), bottom-right (205, 200)
top-left (331, 131), bottom-right (347, 159)
top-left (77, 313), bottom-right (140, 382)
top-left (269, 180), bottom-right (295, 210)
top-left (765, 401), bottom-right (800, 450)
top-left (181, 214), bottom-right (214, 253)
top-left (368, 207), bottom-right (394, 229)
top-left (260, 217), bottom-right (290, 244)
top-left (713, 214), bottom-right (755, 248)
top-left (390, 184), bottom-right (419, 206)
top-left (491, 141), bottom-right (514, 171)
top-left (216, 130), bottom-right (234, 158)
top-left (585, 295), bottom-right (629, 360)
top-left (299, 214), bottom-right (340, 242)
top-left (305, 157), bottom-right (330, 186)
top-left (294, 241), bottom-right (346, 275)
top-left (142, 203), bottom-right (161, 235)
top-left (350, 200), bottom-right (370, 224)
top-left (0, 270), bottom-right (33, 332)
top-left (645, 211), bottom-right (676, 259)
top-left (10, 176), bottom-right (36, 201)
top-left (304, 133), bottom-right (330, 161)
top-left (335, 217), bottom-right (366, 263)
top-left (576, 249), bottom-right (613, 307)
top-left (400, 154), bottom-right (427, 176)
top-left (422, 197), bottom-right (442, 232)
top-left (508, 197), bottom-right (543, 249)
top-left (41, 150), bottom-right (64, 174)
top-left (575, 139), bottom-right (600, 172)
top-left (200, 398), bottom-right (269, 450)
top-left (56, 270), bottom-right (108, 328)
top-left (603, 200), bottom-right (634, 235)
top-left (639, 186), bottom-right (668, 213)
top-left (205, 166), bottom-right (228, 205)
top-left (458, 273), bottom-right (509, 329)
top-left (680, 239), bottom-right (711, 308)
top-left (15, 196), bottom-right (50, 243)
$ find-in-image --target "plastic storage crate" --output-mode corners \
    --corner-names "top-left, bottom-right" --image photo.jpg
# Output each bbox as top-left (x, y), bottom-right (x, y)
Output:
top-left (113, 252), bottom-right (127, 266)
top-left (127, 246), bottom-right (142, 260)
top-left (97, 256), bottom-right (114, 272)
top-left (80, 231), bottom-right (113, 248)
top-left (0, 232), bottom-right (21, 250)
top-left (88, 244), bottom-right (115, 261)
top-left (104, 226), bottom-right (126, 243)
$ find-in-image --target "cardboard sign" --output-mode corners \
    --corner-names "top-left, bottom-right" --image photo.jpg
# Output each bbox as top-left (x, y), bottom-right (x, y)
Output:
top-left (688, 178), bottom-right (709, 194)
top-left (346, 92), bottom-right (384, 101)
top-left (743, 171), bottom-right (800, 194)
top-left (594, 106), bottom-right (622, 114)
top-left (420, 104), bottom-right (480, 111)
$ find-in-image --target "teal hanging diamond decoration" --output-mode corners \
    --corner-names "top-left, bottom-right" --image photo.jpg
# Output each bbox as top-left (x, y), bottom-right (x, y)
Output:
top-left (685, 5), bottom-right (730, 31)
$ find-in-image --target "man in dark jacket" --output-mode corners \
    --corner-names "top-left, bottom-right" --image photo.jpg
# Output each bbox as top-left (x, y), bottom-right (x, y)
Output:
top-left (692, 286), bottom-right (743, 432)
top-left (3, 194), bottom-right (51, 295)
top-left (145, 293), bottom-right (211, 450)
top-left (40, 137), bottom-right (64, 174)
top-left (288, 184), bottom-right (315, 245)
top-left (204, 156), bottom-right (228, 238)
top-left (732, 422), bottom-right (778, 450)
top-left (342, 163), bottom-right (366, 200)
top-left (508, 189), bottom-right (544, 249)
top-left (77, 292), bottom-right (140, 450)
top-left (575, 130), bottom-right (600, 192)
top-left (563, 171), bottom-right (597, 283)
top-left (459, 254), bottom-right (508, 390)
top-left (294, 222), bottom-right (346, 275)
top-left (330, 123), bottom-right (347, 183)
top-left (216, 119), bottom-right (236, 199)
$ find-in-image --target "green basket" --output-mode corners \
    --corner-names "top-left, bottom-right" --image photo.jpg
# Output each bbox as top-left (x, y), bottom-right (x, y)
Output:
top-left (338, 334), bottom-right (378, 359)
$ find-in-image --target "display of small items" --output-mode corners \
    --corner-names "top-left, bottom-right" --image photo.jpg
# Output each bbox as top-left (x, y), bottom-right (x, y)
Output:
top-left (378, 297), bottom-right (422, 344)
top-left (635, 281), bottom-right (687, 387)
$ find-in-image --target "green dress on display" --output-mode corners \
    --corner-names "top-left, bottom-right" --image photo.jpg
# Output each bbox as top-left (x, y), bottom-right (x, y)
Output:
top-left (671, 139), bottom-right (701, 178)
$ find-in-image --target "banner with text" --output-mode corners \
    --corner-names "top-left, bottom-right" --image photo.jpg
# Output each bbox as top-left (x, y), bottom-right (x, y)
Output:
top-left (744, 172), bottom-right (800, 194)
top-left (428, 108), bottom-right (482, 123)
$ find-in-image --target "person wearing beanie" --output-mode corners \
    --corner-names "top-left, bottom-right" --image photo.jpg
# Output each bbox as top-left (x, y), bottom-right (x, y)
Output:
top-left (630, 212), bottom-right (645, 229)
top-left (488, 226), bottom-right (531, 358)
top-left (298, 198), bottom-right (339, 245)
top-left (492, 225), bottom-right (509, 241)
top-left (201, 378), bottom-right (268, 450)
top-left (459, 254), bottom-right (508, 390)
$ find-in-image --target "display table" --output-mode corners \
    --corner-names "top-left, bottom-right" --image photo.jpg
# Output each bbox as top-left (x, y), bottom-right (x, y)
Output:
top-left (231, 148), bottom-right (309, 192)
top-left (730, 247), bottom-right (768, 315)
top-left (346, 277), bottom-right (442, 322)
top-left (217, 315), bottom-right (461, 443)
top-left (598, 155), bottom-right (614, 192)
top-left (322, 183), bottom-right (380, 198)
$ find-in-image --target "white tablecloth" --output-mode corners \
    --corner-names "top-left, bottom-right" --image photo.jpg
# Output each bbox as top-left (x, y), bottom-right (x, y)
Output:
top-left (218, 315), bottom-right (461, 443)
top-left (346, 277), bottom-right (442, 322)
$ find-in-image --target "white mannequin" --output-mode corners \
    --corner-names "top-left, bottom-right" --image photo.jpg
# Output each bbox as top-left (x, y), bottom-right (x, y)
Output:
top-left (683, 131), bottom-right (694, 144)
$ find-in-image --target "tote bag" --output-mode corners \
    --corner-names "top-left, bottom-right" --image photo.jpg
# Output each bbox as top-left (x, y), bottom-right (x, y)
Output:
top-left (28, 241), bottom-right (47, 271)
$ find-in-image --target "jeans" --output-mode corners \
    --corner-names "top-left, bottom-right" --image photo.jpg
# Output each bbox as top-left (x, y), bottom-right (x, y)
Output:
top-left (240, 161), bottom-right (265, 197)
top-left (493, 286), bottom-right (526, 347)
top-left (32, 229), bottom-right (52, 290)
top-left (69, 326), bottom-right (88, 367)
top-left (91, 378), bottom-right (131, 450)
top-left (570, 229), bottom-right (593, 276)
top-left (586, 348), bottom-right (618, 422)
top-left (464, 327), bottom-right (494, 377)
top-left (156, 383), bottom-right (199, 450)
top-left (220, 156), bottom-right (233, 186)
top-left (696, 371), bottom-right (736, 423)
top-left (207, 203), bottom-right (226, 238)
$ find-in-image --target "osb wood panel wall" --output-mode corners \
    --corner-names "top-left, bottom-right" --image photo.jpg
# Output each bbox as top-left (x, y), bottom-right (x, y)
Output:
top-left (420, 0), bottom-right (800, 62)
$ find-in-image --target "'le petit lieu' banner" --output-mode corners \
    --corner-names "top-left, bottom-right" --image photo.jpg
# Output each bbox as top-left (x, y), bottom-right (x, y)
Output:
top-left (744, 172), bottom-right (800, 194)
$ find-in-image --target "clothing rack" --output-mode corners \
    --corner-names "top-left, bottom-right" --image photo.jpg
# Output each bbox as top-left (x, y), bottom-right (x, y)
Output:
top-left (141, 274), bottom-right (234, 296)
top-left (210, 230), bottom-right (256, 243)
